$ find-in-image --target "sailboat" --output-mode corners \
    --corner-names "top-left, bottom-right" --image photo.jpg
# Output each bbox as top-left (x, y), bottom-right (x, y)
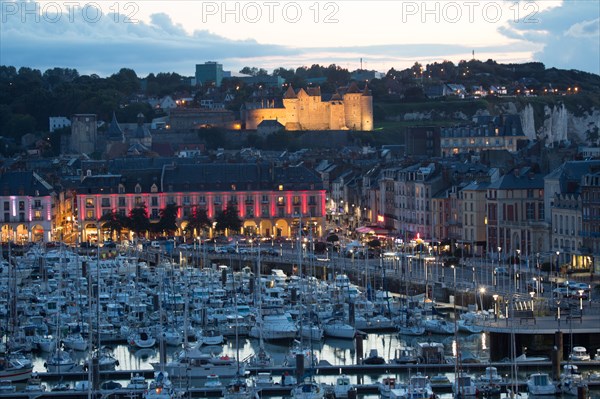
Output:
top-left (247, 250), bottom-right (274, 368)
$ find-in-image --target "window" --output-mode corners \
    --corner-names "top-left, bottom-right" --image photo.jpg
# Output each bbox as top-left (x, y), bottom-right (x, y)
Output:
top-left (135, 196), bottom-right (142, 205)
top-left (167, 196), bottom-right (176, 205)
top-left (277, 196), bottom-right (284, 206)
top-left (183, 196), bottom-right (190, 205)
top-left (85, 198), bottom-right (94, 208)
top-left (199, 196), bottom-right (206, 204)
top-left (151, 209), bottom-right (159, 219)
top-left (135, 184), bottom-right (142, 194)
top-left (293, 196), bottom-right (300, 205)
top-left (34, 200), bottom-right (41, 208)
top-left (245, 195), bottom-right (254, 203)
top-left (118, 197), bottom-right (125, 207)
top-left (539, 203), bottom-right (545, 220)
top-left (101, 198), bottom-right (110, 207)
top-left (526, 203), bottom-right (535, 220)
top-left (309, 196), bottom-right (316, 205)
top-left (214, 195), bottom-right (222, 204)
top-left (118, 184), bottom-right (125, 194)
top-left (246, 206), bottom-right (254, 218)
top-left (86, 210), bottom-right (94, 220)
top-left (3, 202), bottom-right (8, 211)
top-left (34, 210), bottom-right (42, 219)
top-left (309, 206), bottom-right (316, 216)
top-left (150, 184), bottom-right (158, 193)
top-left (293, 207), bottom-right (300, 216)
top-left (261, 206), bottom-right (269, 217)
top-left (151, 197), bottom-right (158, 207)
top-left (278, 208), bottom-right (284, 217)
top-left (262, 195), bottom-right (269, 203)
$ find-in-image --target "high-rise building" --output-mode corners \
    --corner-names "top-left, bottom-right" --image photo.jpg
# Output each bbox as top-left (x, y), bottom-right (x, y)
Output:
top-left (195, 61), bottom-right (224, 87)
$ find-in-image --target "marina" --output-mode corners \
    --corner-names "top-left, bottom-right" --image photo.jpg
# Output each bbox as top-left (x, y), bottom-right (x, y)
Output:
top-left (1, 243), bottom-right (600, 398)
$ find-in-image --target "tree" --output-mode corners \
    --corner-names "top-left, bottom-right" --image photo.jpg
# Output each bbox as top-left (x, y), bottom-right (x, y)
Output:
top-left (185, 206), bottom-right (212, 237)
top-left (215, 202), bottom-right (242, 234)
top-left (156, 203), bottom-right (180, 236)
top-left (128, 203), bottom-right (150, 239)
top-left (99, 210), bottom-right (128, 241)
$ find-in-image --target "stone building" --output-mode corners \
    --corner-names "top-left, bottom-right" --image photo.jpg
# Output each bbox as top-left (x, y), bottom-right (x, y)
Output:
top-left (70, 114), bottom-right (97, 154)
top-left (244, 83), bottom-right (373, 131)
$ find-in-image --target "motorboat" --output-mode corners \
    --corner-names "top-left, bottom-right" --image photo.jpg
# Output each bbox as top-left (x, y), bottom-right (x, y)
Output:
top-left (291, 377), bottom-right (325, 399)
top-left (416, 342), bottom-right (446, 364)
top-left (205, 374), bottom-right (223, 388)
top-left (254, 372), bottom-right (275, 387)
top-left (333, 375), bottom-right (354, 399)
top-left (299, 321), bottom-right (324, 341)
top-left (145, 371), bottom-right (176, 399)
top-left (393, 373), bottom-right (435, 399)
top-left (283, 342), bottom-right (319, 368)
top-left (196, 328), bottom-right (225, 346)
top-left (569, 346), bottom-right (591, 361)
top-left (558, 364), bottom-right (586, 396)
top-left (249, 306), bottom-right (298, 341)
top-left (429, 374), bottom-right (450, 386)
top-left (152, 344), bottom-right (244, 378)
top-left (24, 373), bottom-right (46, 392)
top-left (393, 346), bottom-right (419, 364)
top-left (363, 348), bottom-right (386, 365)
top-left (453, 373), bottom-right (478, 397)
top-left (457, 319), bottom-right (483, 334)
top-left (379, 377), bottom-right (398, 398)
top-left (0, 379), bottom-right (16, 393)
top-left (222, 376), bottom-right (258, 399)
top-left (62, 333), bottom-right (88, 351)
top-left (397, 324), bottom-right (425, 336)
top-left (0, 355), bottom-right (34, 381)
top-left (527, 372), bottom-right (556, 395)
top-left (127, 373), bottom-right (148, 390)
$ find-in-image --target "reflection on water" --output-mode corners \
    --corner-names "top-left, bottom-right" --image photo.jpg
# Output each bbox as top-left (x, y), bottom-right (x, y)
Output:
top-left (28, 332), bottom-right (600, 398)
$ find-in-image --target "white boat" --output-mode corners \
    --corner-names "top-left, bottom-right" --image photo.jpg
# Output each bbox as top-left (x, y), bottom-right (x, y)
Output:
top-left (333, 375), bottom-right (354, 399)
top-left (283, 343), bottom-right (319, 368)
top-left (397, 324), bottom-right (425, 336)
top-left (127, 373), bottom-right (148, 390)
top-left (249, 306), bottom-right (298, 341)
top-left (379, 377), bottom-right (398, 398)
top-left (558, 364), bottom-right (585, 396)
top-left (457, 319), bottom-right (483, 334)
top-left (129, 329), bottom-right (157, 348)
top-left (422, 318), bottom-right (454, 334)
top-left (323, 318), bottom-right (356, 339)
top-left (161, 327), bottom-right (183, 347)
top-left (527, 372), bottom-right (556, 395)
top-left (416, 342), bottom-right (446, 364)
top-left (292, 377), bottom-right (325, 399)
top-left (299, 322), bottom-right (324, 341)
top-left (152, 344), bottom-right (244, 378)
top-left (62, 333), bottom-right (88, 351)
top-left (0, 355), bottom-right (34, 382)
top-left (145, 371), bottom-right (176, 399)
top-left (24, 373), bottom-right (46, 392)
top-left (44, 349), bottom-right (76, 373)
top-left (569, 346), bottom-right (591, 361)
top-left (33, 335), bottom-right (56, 352)
top-left (392, 373), bottom-right (435, 399)
top-left (453, 373), bottom-right (478, 397)
top-left (478, 366), bottom-right (503, 384)
top-left (205, 374), bottom-right (223, 388)
top-left (515, 353), bottom-right (549, 363)
top-left (196, 329), bottom-right (225, 346)
top-left (254, 372), bottom-right (275, 387)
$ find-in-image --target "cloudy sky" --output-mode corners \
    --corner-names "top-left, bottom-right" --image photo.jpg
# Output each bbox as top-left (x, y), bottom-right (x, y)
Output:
top-left (1, 0), bottom-right (598, 76)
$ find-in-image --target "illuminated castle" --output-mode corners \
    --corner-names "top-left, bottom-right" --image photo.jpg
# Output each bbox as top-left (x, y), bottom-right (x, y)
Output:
top-left (244, 82), bottom-right (373, 131)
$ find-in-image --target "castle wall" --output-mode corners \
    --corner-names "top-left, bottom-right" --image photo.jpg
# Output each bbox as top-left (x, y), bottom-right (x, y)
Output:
top-left (245, 90), bottom-right (374, 131)
top-left (245, 108), bottom-right (288, 130)
top-left (343, 93), bottom-right (362, 130)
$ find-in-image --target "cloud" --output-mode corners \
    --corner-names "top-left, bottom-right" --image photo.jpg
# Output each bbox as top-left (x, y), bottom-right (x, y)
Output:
top-left (499, 1), bottom-right (600, 73)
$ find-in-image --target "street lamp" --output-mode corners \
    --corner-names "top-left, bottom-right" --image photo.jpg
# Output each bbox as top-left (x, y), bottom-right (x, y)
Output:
top-left (451, 265), bottom-right (456, 288)
top-left (529, 291), bottom-right (535, 313)
top-left (515, 249), bottom-right (521, 292)
top-left (578, 290), bottom-right (584, 321)
top-left (479, 287), bottom-right (485, 312)
top-left (492, 294), bottom-right (499, 321)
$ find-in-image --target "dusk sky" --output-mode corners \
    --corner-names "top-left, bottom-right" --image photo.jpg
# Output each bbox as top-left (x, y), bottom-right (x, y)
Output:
top-left (1, 0), bottom-right (598, 76)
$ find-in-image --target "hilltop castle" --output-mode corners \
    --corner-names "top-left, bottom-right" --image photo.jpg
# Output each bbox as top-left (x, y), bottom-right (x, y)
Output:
top-left (244, 82), bottom-right (373, 131)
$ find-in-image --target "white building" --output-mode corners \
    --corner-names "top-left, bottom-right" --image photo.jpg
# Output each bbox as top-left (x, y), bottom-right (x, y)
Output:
top-left (49, 116), bottom-right (71, 132)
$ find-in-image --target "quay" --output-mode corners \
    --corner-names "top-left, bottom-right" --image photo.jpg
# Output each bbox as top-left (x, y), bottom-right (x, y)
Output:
top-left (2, 379), bottom-right (600, 399)
top-left (36, 359), bottom-right (600, 380)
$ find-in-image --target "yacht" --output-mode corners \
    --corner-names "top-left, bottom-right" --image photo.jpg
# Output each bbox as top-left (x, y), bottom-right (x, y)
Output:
top-left (392, 346), bottom-right (418, 364)
top-left (393, 373), bottom-right (435, 399)
top-left (152, 344), bottom-right (244, 378)
top-left (527, 372), bottom-right (556, 395)
top-left (0, 354), bottom-right (34, 381)
top-left (379, 377), bottom-right (398, 398)
top-left (323, 318), bottom-right (356, 339)
top-left (249, 305), bottom-right (297, 341)
top-left (421, 317), bottom-right (454, 334)
top-left (44, 349), bottom-right (76, 373)
top-left (569, 346), bottom-right (591, 361)
top-left (145, 371), bottom-right (176, 399)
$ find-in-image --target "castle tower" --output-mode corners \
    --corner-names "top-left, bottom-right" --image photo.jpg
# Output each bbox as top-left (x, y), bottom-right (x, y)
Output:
top-left (360, 84), bottom-right (373, 131)
top-left (70, 114), bottom-right (97, 154)
top-left (343, 82), bottom-right (362, 130)
top-left (282, 85), bottom-right (299, 130)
